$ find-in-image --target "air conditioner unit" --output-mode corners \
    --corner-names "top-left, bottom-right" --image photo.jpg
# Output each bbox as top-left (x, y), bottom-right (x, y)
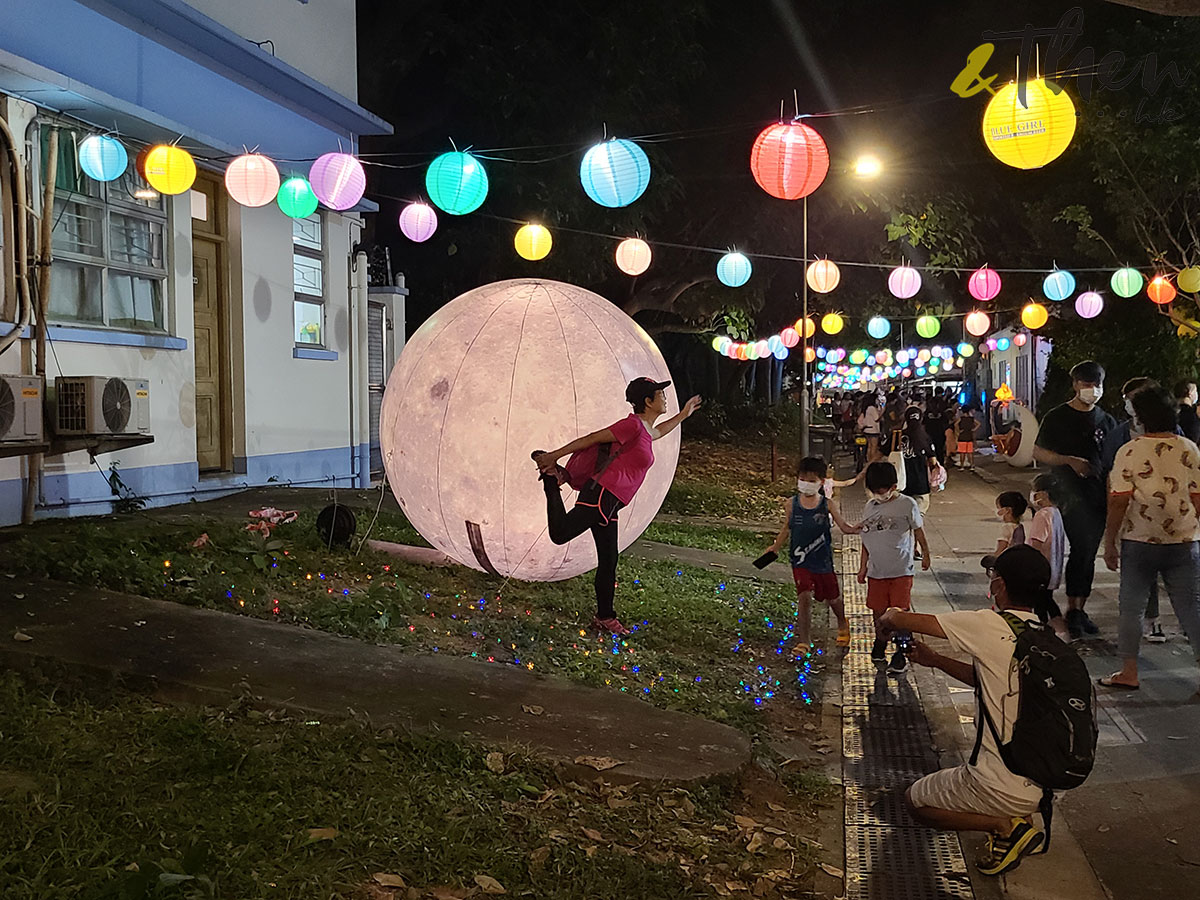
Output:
top-left (53, 376), bottom-right (150, 436)
top-left (0, 375), bottom-right (44, 443)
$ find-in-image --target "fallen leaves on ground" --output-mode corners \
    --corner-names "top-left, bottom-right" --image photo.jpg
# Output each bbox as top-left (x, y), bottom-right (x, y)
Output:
top-left (521, 704), bottom-right (544, 716)
top-left (305, 827), bottom-right (338, 842)
top-left (574, 755), bottom-right (622, 771)
top-left (372, 872), bottom-right (407, 888)
top-left (581, 826), bottom-right (604, 842)
top-left (485, 752), bottom-right (505, 774)
top-left (818, 862), bottom-right (845, 879)
top-left (473, 874), bottom-right (506, 894)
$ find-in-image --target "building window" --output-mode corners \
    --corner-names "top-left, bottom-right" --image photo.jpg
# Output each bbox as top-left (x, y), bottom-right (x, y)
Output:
top-left (293, 214), bottom-right (325, 346)
top-left (35, 124), bottom-right (167, 331)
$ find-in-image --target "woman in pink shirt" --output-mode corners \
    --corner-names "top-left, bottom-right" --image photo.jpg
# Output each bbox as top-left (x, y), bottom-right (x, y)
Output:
top-left (533, 378), bottom-right (701, 634)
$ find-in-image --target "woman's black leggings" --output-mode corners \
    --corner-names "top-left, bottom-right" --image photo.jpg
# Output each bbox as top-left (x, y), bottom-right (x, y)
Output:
top-left (544, 478), bottom-right (624, 619)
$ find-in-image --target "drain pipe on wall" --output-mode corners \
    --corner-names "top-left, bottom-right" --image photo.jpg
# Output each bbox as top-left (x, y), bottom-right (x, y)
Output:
top-left (22, 128), bottom-right (56, 525)
top-left (350, 248), bottom-right (370, 488)
top-left (0, 113), bottom-right (33, 359)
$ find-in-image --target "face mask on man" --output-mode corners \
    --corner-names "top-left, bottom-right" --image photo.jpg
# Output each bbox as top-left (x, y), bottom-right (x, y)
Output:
top-left (1079, 385), bottom-right (1103, 405)
top-left (797, 479), bottom-right (821, 496)
top-left (873, 488), bottom-right (899, 502)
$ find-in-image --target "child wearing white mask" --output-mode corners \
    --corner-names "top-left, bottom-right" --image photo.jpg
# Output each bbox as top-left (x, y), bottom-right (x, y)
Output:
top-left (766, 457), bottom-right (858, 651)
top-left (857, 461), bottom-right (932, 674)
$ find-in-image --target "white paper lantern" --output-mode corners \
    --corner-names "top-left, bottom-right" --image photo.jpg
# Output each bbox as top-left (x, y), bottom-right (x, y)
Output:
top-left (380, 279), bottom-right (679, 581)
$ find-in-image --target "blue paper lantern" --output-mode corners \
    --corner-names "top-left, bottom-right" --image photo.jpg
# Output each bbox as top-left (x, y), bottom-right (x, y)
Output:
top-left (997, 337), bottom-right (1011, 351)
top-left (580, 138), bottom-right (651, 208)
top-left (78, 135), bottom-right (127, 182)
top-left (426, 151), bottom-right (489, 215)
top-left (773, 347), bottom-right (788, 360)
top-left (866, 316), bottom-right (891, 339)
top-left (717, 252), bottom-right (752, 287)
top-left (1043, 268), bottom-right (1076, 302)
top-left (767, 335), bottom-right (783, 352)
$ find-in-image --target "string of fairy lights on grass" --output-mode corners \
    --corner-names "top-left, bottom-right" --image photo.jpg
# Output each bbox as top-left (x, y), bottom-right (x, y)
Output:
top-left (168, 549), bottom-right (820, 710)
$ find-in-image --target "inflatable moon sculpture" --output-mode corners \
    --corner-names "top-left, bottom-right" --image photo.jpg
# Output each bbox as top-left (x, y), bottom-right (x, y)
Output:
top-left (380, 279), bottom-right (680, 581)
top-left (996, 403), bottom-right (1041, 468)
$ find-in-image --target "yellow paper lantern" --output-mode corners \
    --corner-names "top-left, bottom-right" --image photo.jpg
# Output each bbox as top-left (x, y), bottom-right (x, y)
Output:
top-left (982, 78), bottom-right (1076, 169)
top-left (615, 237), bottom-right (652, 276)
top-left (793, 317), bottom-right (816, 339)
top-left (820, 312), bottom-right (844, 335)
top-left (142, 144), bottom-right (197, 195)
top-left (514, 224), bottom-right (552, 261)
top-left (1021, 301), bottom-right (1049, 329)
top-left (805, 259), bottom-right (840, 294)
top-left (1178, 266), bottom-right (1200, 294)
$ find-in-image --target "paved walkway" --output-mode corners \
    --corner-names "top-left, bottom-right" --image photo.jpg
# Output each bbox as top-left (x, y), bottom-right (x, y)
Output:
top-left (0, 576), bottom-right (749, 784)
top-left (923, 459), bottom-right (1200, 900)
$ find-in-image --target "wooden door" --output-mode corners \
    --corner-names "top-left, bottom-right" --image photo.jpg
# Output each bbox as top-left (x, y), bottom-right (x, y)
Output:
top-left (193, 237), bottom-right (225, 470)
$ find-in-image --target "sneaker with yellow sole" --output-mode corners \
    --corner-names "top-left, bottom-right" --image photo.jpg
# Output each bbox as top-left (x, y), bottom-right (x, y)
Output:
top-left (976, 818), bottom-right (1044, 876)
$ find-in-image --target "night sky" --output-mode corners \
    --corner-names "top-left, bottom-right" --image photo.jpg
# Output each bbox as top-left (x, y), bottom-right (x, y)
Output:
top-left (354, 1), bottom-right (1180, 339)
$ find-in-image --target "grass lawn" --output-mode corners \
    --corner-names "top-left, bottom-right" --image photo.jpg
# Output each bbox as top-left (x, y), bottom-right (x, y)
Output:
top-left (0, 505), bottom-right (825, 734)
top-left (663, 438), bottom-right (797, 521)
top-left (0, 671), bottom-right (832, 899)
top-left (641, 521), bottom-right (774, 558)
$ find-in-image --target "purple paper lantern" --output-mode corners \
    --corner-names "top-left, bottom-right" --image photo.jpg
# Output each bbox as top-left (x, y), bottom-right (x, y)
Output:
top-left (1075, 291), bottom-right (1104, 319)
top-left (887, 264), bottom-right (921, 299)
top-left (309, 152), bottom-right (366, 211)
top-left (399, 201), bottom-right (438, 243)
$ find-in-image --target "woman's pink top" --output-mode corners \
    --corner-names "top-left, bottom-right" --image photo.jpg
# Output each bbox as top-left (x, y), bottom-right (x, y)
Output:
top-left (595, 413), bottom-right (655, 504)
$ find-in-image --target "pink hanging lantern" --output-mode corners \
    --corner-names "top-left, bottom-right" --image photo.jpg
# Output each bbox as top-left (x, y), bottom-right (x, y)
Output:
top-left (615, 238), bottom-right (653, 276)
top-left (887, 264), bottom-right (922, 299)
top-left (399, 201), bottom-right (438, 242)
top-left (309, 152), bottom-right (366, 211)
top-left (968, 266), bottom-right (1002, 301)
top-left (780, 327), bottom-right (800, 348)
top-left (225, 153), bottom-right (281, 207)
top-left (1075, 291), bottom-right (1104, 319)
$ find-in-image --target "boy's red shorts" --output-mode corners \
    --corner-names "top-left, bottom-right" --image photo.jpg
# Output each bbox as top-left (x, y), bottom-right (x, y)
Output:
top-left (792, 567), bottom-right (840, 602)
top-left (866, 576), bottom-right (914, 613)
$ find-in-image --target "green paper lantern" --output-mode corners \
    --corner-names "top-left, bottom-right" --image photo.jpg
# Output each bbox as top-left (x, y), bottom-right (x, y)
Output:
top-left (1110, 267), bottom-right (1144, 299)
top-left (426, 151), bottom-right (489, 215)
top-left (277, 175), bottom-right (318, 219)
top-left (915, 314), bottom-right (940, 339)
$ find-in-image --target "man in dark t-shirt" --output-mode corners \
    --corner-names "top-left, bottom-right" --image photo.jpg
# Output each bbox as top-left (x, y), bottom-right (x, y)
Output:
top-left (1175, 380), bottom-right (1200, 444)
top-left (1033, 360), bottom-right (1117, 640)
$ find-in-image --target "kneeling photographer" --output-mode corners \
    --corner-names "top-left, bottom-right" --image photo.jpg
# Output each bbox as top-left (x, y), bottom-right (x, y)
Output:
top-left (877, 545), bottom-right (1096, 876)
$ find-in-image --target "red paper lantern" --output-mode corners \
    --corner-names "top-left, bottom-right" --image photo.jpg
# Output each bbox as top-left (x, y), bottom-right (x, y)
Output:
top-left (750, 122), bottom-right (829, 200)
top-left (1147, 275), bottom-right (1177, 305)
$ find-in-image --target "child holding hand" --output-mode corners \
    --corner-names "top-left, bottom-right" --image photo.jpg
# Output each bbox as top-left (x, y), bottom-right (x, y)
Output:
top-left (766, 457), bottom-right (857, 651)
top-left (857, 461), bottom-right (931, 674)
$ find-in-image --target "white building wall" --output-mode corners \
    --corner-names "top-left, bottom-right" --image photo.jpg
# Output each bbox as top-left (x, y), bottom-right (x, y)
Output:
top-left (184, 0), bottom-right (359, 101)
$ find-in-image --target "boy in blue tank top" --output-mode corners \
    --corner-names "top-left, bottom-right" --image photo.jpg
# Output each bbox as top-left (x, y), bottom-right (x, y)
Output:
top-left (767, 457), bottom-right (857, 651)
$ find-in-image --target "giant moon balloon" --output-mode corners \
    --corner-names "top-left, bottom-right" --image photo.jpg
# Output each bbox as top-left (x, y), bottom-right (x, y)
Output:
top-left (380, 279), bottom-right (680, 581)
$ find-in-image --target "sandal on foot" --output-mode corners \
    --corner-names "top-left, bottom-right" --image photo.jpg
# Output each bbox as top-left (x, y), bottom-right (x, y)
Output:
top-left (593, 616), bottom-right (631, 636)
top-left (1097, 674), bottom-right (1139, 690)
top-left (836, 627), bottom-right (851, 647)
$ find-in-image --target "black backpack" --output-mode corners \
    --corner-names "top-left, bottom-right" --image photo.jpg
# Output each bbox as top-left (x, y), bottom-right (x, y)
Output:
top-left (970, 611), bottom-right (1097, 849)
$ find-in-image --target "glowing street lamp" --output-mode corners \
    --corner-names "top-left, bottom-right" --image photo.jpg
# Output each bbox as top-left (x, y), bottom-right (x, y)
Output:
top-left (853, 154), bottom-right (883, 179)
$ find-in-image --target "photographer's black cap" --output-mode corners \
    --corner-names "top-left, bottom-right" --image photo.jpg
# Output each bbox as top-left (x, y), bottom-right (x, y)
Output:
top-left (626, 377), bottom-right (671, 406)
top-left (981, 545), bottom-right (1050, 594)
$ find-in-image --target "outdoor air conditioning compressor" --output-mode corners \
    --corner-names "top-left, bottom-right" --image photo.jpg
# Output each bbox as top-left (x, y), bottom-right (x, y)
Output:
top-left (0, 374), bottom-right (44, 443)
top-left (52, 376), bottom-right (150, 436)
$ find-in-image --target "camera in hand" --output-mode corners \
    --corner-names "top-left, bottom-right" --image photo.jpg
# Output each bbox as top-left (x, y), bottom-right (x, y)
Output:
top-left (893, 630), bottom-right (914, 654)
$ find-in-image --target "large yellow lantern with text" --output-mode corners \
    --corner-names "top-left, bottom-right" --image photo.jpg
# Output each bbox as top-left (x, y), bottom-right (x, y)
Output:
top-left (982, 78), bottom-right (1076, 169)
top-left (142, 144), bottom-right (196, 195)
top-left (515, 224), bottom-right (553, 261)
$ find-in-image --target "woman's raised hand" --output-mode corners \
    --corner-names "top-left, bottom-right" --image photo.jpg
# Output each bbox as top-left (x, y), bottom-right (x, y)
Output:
top-left (682, 395), bottom-right (703, 417)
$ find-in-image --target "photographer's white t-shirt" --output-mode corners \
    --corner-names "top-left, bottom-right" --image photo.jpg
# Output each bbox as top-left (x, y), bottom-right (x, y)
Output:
top-left (935, 608), bottom-right (1044, 807)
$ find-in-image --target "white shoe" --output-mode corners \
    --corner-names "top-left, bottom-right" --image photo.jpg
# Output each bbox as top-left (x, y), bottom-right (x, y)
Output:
top-left (1146, 620), bottom-right (1167, 643)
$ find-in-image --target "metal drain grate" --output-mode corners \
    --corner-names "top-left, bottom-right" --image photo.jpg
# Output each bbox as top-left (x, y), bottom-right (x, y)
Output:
top-left (843, 721), bottom-right (937, 760)
top-left (843, 759), bottom-right (936, 790)
top-left (846, 872), bottom-right (975, 900)
top-left (845, 784), bottom-right (920, 827)
top-left (843, 705), bottom-right (928, 731)
top-left (846, 825), bottom-right (970, 874)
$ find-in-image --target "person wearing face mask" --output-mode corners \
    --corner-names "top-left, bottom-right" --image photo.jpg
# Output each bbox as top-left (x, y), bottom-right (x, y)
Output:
top-left (1100, 377), bottom-right (1178, 642)
top-left (878, 545), bottom-right (1065, 876)
top-left (1174, 380), bottom-right (1200, 444)
top-left (1032, 361), bottom-right (1118, 640)
top-left (766, 457), bottom-right (858, 651)
top-left (856, 461), bottom-right (931, 674)
top-left (1101, 383), bottom-right (1200, 691)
